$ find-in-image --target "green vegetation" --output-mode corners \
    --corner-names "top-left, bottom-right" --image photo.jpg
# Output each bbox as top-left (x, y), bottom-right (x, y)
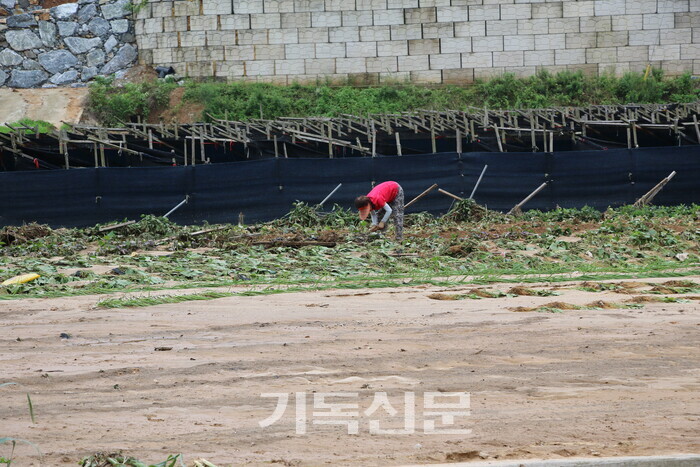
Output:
top-left (1, 204), bottom-right (698, 301)
top-left (1, 383), bottom-right (39, 466)
top-left (0, 119), bottom-right (55, 134)
top-left (96, 291), bottom-right (234, 308)
top-left (86, 70), bottom-right (700, 125)
top-left (80, 453), bottom-right (186, 467)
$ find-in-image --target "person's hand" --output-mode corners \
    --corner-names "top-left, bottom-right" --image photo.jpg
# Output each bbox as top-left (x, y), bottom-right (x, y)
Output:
top-left (376, 222), bottom-right (385, 229)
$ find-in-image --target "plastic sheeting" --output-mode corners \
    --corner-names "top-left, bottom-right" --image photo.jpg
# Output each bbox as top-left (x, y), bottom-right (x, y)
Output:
top-left (1, 146), bottom-right (698, 228)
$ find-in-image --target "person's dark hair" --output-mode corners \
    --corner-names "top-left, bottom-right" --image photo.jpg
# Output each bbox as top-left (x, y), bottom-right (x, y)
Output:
top-left (354, 196), bottom-right (371, 209)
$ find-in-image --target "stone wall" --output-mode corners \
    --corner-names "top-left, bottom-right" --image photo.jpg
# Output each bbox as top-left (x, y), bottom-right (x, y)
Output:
top-left (133, 0), bottom-right (700, 84)
top-left (0, 0), bottom-right (137, 87)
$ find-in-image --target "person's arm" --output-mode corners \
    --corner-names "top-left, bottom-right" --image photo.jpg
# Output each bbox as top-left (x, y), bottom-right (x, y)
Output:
top-left (370, 211), bottom-right (378, 226)
top-left (379, 204), bottom-right (392, 224)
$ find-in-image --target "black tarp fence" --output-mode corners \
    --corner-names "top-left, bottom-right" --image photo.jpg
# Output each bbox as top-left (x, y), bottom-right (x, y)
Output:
top-left (1, 146), bottom-right (698, 228)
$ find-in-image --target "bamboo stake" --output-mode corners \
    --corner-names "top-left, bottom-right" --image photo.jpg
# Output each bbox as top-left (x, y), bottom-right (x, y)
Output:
top-left (507, 182), bottom-right (549, 216)
top-left (395, 132), bottom-right (402, 156)
top-left (633, 171), bottom-right (676, 207)
top-left (405, 183), bottom-right (439, 209)
top-left (438, 188), bottom-right (463, 202)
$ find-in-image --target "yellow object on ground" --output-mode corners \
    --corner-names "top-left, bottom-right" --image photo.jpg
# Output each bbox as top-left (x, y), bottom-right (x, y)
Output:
top-left (2, 273), bottom-right (40, 286)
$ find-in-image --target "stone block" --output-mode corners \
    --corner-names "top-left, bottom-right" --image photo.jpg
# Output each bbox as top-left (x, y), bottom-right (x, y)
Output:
top-left (595, 0), bottom-right (625, 16)
top-left (207, 31), bottom-right (237, 46)
top-left (440, 37), bottom-right (471, 54)
top-left (312, 11), bottom-right (342, 27)
top-left (532, 3), bottom-right (562, 19)
top-left (417, 0), bottom-right (449, 7)
top-left (454, 20), bottom-right (486, 37)
top-left (408, 38), bottom-right (440, 55)
top-left (356, 0), bottom-right (386, 9)
top-left (275, 58), bottom-right (305, 74)
top-left (329, 26), bottom-right (360, 42)
top-left (468, 4), bottom-right (499, 21)
top-left (493, 50), bottom-right (523, 67)
top-left (563, 1), bottom-right (594, 18)
top-left (390, 24), bottom-right (423, 40)
top-left (250, 13), bottom-right (281, 29)
top-left (405, 8), bottom-right (436, 24)
top-left (429, 53), bottom-right (461, 69)
top-left (658, 0), bottom-right (689, 13)
top-left (599, 61), bottom-right (629, 76)
top-left (234, 0), bottom-right (263, 13)
top-left (649, 44), bottom-right (681, 60)
top-left (659, 28), bottom-right (691, 44)
top-left (315, 42), bottom-right (346, 58)
top-left (473, 67), bottom-right (504, 80)
top-left (254, 44), bottom-right (286, 59)
top-left (325, 0), bottom-right (358, 10)
top-left (517, 18), bottom-right (548, 35)
top-left (360, 26), bottom-right (391, 41)
top-left (681, 43), bottom-right (700, 59)
top-left (472, 35), bottom-right (503, 52)
top-left (366, 56), bottom-right (398, 72)
top-left (285, 43), bottom-right (316, 59)
top-left (298, 27), bottom-right (329, 42)
top-left (280, 12), bottom-right (310, 28)
top-left (504, 34), bottom-right (533, 51)
top-left (398, 54), bottom-right (429, 71)
top-left (524, 49), bottom-right (554, 66)
top-left (162, 18), bottom-right (183, 33)
top-left (487, 19), bottom-right (517, 36)
top-left (436, 6), bottom-right (468, 22)
top-left (305, 57), bottom-right (336, 73)
top-left (626, 0), bottom-right (656, 14)
top-left (660, 59), bottom-right (691, 75)
top-left (500, 3), bottom-right (531, 20)
top-left (423, 23), bottom-right (454, 38)
top-left (294, 0), bottom-right (325, 12)
top-left (374, 9), bottom-right (405, 25)
top-left (246, 59), bottom-right (275, 75)
top-left (377, 40), bottom-right (408, 56)
top-left (548, 17), bottom-right (580, 34)
top-left (336, 57), bottom-right (366, 73)
top-left (269, 28), bottom-right (300, 44)
top-left (346, 41), bottom-right (378, 57)
top-left (380, 71), bottom-right (411, 83)
top-left (643, 13), bottom-right (675, 29)
top-left (597, 31), bottom-right (629, 47)
top-left (616, 45), bottom-right (649, 61)
top-left (387, 0), bottom-right (417, 8)
top-left (554, 48), bottom-right (586, 65)
top-left (580, 16), bottom-right (612, 32)
top-left (225, 45), bottom-right (256, 60)
top-left (238, 29), bottom-right (268, 44)
top-left (264, 0), bottom-right (295, 13)
top-left (342, 10), bottom-right (373, 26)
top-left (442, 68), bottom-right (474, 84)
top-left (461, 51), bottom-right (492, 67)
top-left (629, 30), bottom-right (660, 45)
top-left (190, 15), bottom-right (218, 31)
top-left (585, 47), bottom-right (617, 63)
top-left (612, 14), bottom-right (643, 31)
top-left (220, 15), bottom-right (252, 29)
top-left (173, 1), bottom-right (199, 16)
top-left (204, 0), bottom-right (233, 15)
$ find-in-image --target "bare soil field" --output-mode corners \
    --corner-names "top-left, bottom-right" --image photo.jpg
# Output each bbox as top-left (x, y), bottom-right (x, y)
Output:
top-left (2, 276), bottom-right (699, 466)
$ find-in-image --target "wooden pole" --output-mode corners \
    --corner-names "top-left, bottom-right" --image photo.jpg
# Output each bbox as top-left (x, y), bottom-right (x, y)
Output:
top-left (507, 182), bottom-right (548, 216)
top-left (405, 183), bottom-right (439, 209)
top-left (469, 164), bottom-right (488, 199)
top-left (633, 171), bottom-right (677, 207)
top-left (456, 128), bottom-right (462, 153)
top-left (395, 132), bottom-right (402, 156)
top-left (438, 188), bottom-right (463, 202)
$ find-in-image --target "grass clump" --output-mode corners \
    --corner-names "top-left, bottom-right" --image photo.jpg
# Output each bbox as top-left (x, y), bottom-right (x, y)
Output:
top-left (88, 76), bottom-right (177, 126)
top-left (0, 119), bottom-right (55, 134)
top-left (96, 291), bottom-right (233, 308)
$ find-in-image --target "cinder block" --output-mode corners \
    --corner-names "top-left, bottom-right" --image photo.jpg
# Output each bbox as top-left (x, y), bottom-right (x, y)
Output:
top-left (532, 3), bottom-right (562, 19)
top-left (681, 43), bottom-right (700, 59)
top-left (643, 13), bottom-right (675, 29)
top-left (151, 2), bottom-right (173, 18)
top-left (196, 46), bottom-right (224, 61)
top-left (649, 44), bottom-right (681, 60)
top-left (612, 14), bottom-right (643, 31)
top-left (356, 0), bottom-right (387, 9)
top-left (599, 61), bottom-right (629, 76)
top-left (285, 43), bottom-right (316, 59)
top-left (374, 9), bottom-right (405, 26)
top-left (138, 34), bottom-right (158, 50)
top-left (264, 0), bottom-right (295, 13)
top-left (390, 24), bottom-right (423, 40)
top-left (305, 57), bottom-right (336, 73)
top-left (454, 21), bottom-right (486, 37)
top-left (234, 0), bottom-right (264, 14)
top-left (493, 50), bottom-right (523, 67)
top-left (596, 31), bottom-right (629, 47)
top-left (220, 15), bottom-right (252, 29)
top-left (207, 31), bottom-right (237, 46)
top-left (204, 0), bottom-right (233, 15)
top-left (152, 48), bottom-right (173, 63)
top-left (405, 8), bottom-right (437, 24)
top-left (436, 6), bottom-right (468, 22)
top-left (408, 38), bottom-right (440, 54)
top-left (473, 67), bottom-right (505, 80)
top-left (461, 51), bottom-right (493, 67)
top-left (281, 12), bottom-right (311, 28)
top-left (315, 42), bottom-right (346, 58)
top-left (585, 47), bottom-right (617, 63)
top-left (380, 71), bottom-right (411, 83)
top-left (440, 37), bottom-right (472, 54)
top-left (294, 0), bottom-right (326, 12)
top-left (146, 17), bottom-right (166, 34)
top-left (422, 23), bottom-right (455, 39)
top-left (626, 0), bottom-right (657, 14)
top-left (329, 26), bottom-right (360, 42)
top-left (472, 35), bottom-right (503, 52)
top-left (255, 44), bottom-right (286, 59)
top-left (325, 0), bottom-right (357, 10)
top-left (245, 60), bottom-right (275, 75)
top-left (312, 11), bottom-right (342, 27)
top-left (693, 1), bottom-right (700, 11)
top-left (398, 54), bottom-right (429, 71)
top-left (225, 45), bottom-right (256, 60)
top-left (658, 0), bottom-right (689, 13)
top-left (563, 1), bottom-right (594, 18)
top-left (360, 26), bottom-right (391, 41)
top-left (565, 32), bottom-right (600, 49)
top-left (336, 57), bottom-right (366, 73)
top-left (180, 31), bottom-right (206, 47)
top-left (250, 13), bottom-right (281, 29)
top-left (486, 20), bottom-right (517, 36)
top-left (534, 33), bottom-right (563, 50)
top-left (377, 40), bottom-right (408, 56)
top-left (594, 0), bottom-right (625, 16)
top-left (580, 16), bottom-right (612, 32)
top-left (659, 28), bottom-right (693, 45)
top-left (548, 18), bottom-right (580, 34)
top-left (442, 68), bottom-right (474, 84)
top-left (468, 4), bottom-right (500, 21)
top-left (660, 59), bottom-right (691, 75)
top-left (675, 12), bottom-right (698, 28)
top-left (504, 34), bottom-right (533, 51)
top-left (190, 16), bottom-right (218, 31)
top-left (269, 28), bottom-right (300, 44)
top-left (387, 0), bottom-right (417, 8)
top-left (503, 66), bottom-right (537, 78)
top-left (429, 53), bottom-right (461, 69)
top-left (629, 30), bottom-right (661, 45)
top-left (417, 0), bottom-right (450, 7)
top-left (366, 56), bottom-right (398, 72)
top-left (238, 29), bottom-right (269, 44)
top-left (275, 58), bottom-right (306, 74)
top-left (500, 3), bottom-right (531, 20)
top-left (524, 50), bottom-right (554, 66)
top-left (346, 41), bottom-right (378, 57)
top-left (517, 18), bottom-right (548, 35)
top-left (554, 48), bottom-right (586, 65)
top-left (297, 28), bottom-right (330, 44)
top-left (616, 45), bottom-right (649, 61)
top-left (342, 10), bottom-right (373, 26)
top-left (409, 70), bottom-right (442, 83)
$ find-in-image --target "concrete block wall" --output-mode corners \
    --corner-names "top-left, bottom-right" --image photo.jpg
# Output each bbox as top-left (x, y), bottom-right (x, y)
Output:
top-left (134, 0), bottom-right (700, 84)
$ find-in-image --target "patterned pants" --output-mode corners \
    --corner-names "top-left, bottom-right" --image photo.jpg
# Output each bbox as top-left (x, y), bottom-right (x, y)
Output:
top-left (380, 185), bottom-right (404, 241)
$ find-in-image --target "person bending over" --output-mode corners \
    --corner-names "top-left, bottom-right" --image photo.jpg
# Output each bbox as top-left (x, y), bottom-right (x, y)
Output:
top-left (355, 181), bottom-right (404, 241)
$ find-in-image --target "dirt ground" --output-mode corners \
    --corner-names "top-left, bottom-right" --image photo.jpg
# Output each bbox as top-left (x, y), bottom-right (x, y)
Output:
top-left (2, 276), bottom-right (699, 466)
top-left (0, 88), bottom-right (88, 128)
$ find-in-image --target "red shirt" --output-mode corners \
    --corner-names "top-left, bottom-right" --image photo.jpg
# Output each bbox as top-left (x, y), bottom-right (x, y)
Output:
top-left (367, 181), bottom-right (399, 210)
